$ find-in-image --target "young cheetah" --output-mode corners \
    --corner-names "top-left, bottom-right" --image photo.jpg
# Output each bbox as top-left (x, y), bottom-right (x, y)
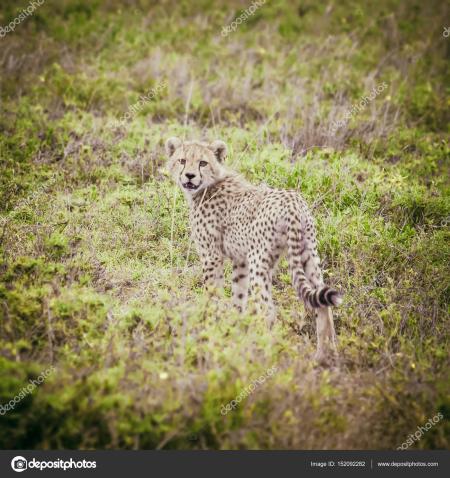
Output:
top-left (165, 137), bottom-right (342, 362)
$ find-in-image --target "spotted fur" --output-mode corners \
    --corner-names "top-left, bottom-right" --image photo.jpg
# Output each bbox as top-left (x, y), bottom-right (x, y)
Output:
top-left (165, 137), bottom-right (342, 362)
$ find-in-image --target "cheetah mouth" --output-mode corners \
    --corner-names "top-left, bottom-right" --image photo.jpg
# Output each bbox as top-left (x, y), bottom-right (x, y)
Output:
top-left (182, 182), bottom-right (200, 191)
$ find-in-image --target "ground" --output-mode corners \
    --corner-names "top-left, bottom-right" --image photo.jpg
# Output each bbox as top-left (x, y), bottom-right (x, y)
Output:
top-left (0, 0), bottom-right (449, 449)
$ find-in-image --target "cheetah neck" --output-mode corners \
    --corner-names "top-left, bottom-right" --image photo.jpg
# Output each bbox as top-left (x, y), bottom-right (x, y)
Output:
top-left (188, 172), bottom-right (249, 209)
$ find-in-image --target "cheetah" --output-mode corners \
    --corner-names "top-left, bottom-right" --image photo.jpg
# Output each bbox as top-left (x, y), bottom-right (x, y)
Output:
top-left (165, 137), bottom-right (342, 363)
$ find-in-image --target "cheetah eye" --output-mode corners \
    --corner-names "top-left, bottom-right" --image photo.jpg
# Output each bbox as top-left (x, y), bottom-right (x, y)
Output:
top-left (179, 159), bottom-right (186, 165)
top-left (199, 161), bottom-right (208, 167)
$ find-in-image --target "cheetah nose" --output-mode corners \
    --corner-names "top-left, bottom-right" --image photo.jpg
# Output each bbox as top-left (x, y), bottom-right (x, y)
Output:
top-left (185, 173), bottom-right (196, 180)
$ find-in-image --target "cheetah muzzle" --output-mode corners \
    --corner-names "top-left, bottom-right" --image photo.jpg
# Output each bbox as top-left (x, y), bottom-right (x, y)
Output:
top-left (182, 181), bottom-right (200, 191)
top-left (165, 136), bottom-right (343, 364)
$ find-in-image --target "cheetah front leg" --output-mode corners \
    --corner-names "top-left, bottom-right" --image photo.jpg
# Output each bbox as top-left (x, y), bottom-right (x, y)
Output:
top-left (232, 260), bottom-right (248, 312)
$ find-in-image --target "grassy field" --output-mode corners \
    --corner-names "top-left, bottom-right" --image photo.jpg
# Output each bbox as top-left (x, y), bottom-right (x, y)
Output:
top-left (0, 0), bottom-right (449, 449)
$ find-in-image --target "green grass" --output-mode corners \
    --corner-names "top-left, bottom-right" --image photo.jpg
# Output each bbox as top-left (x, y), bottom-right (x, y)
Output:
top-left (0, 0), bottom-right (449, 449)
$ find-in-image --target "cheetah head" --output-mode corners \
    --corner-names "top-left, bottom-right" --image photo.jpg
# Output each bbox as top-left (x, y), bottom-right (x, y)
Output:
top-left (165, 137), bottom-right (227, 194)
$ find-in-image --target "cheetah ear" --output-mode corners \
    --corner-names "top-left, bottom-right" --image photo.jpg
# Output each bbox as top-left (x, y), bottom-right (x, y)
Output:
top-left (209, 140), bottom-right (227, 162)
top-left (165, 137), bottom-right (182, 158)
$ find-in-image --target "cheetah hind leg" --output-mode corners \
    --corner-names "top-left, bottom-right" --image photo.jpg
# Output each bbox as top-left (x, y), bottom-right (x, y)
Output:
top-left (247, 257), bottom-right (276, 329)
top-left (231, 260), bottom-right (249, 313)
top-left (314, 306), bottom-right (338, 365)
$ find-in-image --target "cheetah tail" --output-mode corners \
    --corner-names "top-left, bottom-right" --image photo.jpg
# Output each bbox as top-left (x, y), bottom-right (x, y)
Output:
top-left (302, 284), bottom-right (343, 308)
top-left (287, 229), bottom-right (342, 308)
top-left (291, 268), bottom-right (343, 308)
